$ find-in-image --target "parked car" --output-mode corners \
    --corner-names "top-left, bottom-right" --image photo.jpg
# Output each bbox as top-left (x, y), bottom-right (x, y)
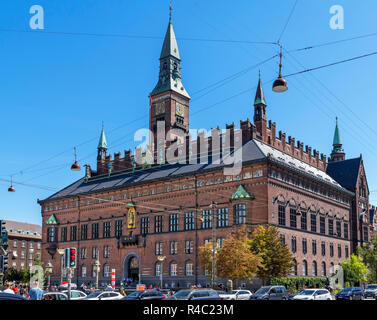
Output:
top-left (217, 290), bottom-right (252, 300)
top-left (58, 283), bottom-right (77, 290)
top-left (168, 289), bottom-right (219, 300)
top-left (42, 292), bottom-right (69, 301)
top-left (336, 287), bottom-right (364, 300)
top-left (121, 290), bottom-right (166, 300)
top-left (61, 289), bottom-right (87, 300)
top-left (82, 291), bottom-right (124, 300)
top-left (364, 284), bottom-right (377, 300)
top-left (0, 292), bottom-right (28, 300)
top-left (249, 286), bottom-right (288, 300)
top-left (292, 289), bottom-right (333, 300)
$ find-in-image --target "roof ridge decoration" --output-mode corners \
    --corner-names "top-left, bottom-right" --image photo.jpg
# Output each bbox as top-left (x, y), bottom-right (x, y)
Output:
top-left (231, 185), bottom-right (255, 201)
top-left (45, 214), bottom-right (58, 225)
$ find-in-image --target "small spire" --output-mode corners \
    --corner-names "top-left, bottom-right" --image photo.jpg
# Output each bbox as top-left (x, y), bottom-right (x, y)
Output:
top-left (98, 122), bottom-right (108, 150)
top-left (254, 72), bottom-right (266, 106)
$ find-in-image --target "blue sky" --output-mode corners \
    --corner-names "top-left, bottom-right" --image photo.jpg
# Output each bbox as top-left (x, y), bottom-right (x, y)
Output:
top-left (1, 0), bottom-right (377, 225)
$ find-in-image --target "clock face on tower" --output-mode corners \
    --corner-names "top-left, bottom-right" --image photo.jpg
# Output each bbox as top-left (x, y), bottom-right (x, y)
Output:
top-left (175, 102), bottom-right (185, 117)
top-left (155, 101), bottom-right (166, 115)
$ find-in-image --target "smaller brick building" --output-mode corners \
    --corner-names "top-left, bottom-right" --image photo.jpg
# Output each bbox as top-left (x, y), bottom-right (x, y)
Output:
top-left (3, 220), bottom-right (42, 271)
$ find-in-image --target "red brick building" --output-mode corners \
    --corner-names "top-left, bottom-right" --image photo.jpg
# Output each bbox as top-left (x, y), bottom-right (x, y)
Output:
top-left (38, 17), bottom-right (376, 289)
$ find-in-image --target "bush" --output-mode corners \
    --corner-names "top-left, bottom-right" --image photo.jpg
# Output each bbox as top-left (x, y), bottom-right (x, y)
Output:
top-left (270, 277), bottom-right (327, 292)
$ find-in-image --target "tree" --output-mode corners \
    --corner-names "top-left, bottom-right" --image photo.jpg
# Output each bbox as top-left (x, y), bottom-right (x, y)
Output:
top-left (248, 225), bottom-right (295, 284)
top-left (3, 267), bottom-right (23, 282)
top-left (358, 234), bottom-right (377, 283)
top-left (198, 242), bottom-right (214, 279)
top-left (340, 254), bottom-right (368, 286)
top-left (215, 227), bottom-right (262, 287)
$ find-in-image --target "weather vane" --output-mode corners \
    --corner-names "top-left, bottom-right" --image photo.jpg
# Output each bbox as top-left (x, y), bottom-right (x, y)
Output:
top-left (169, 0), bottom-right (173, 21)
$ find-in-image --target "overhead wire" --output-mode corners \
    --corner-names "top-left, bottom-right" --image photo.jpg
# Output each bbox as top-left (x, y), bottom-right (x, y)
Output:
top-left (277, 0), bottom-right (299, 43)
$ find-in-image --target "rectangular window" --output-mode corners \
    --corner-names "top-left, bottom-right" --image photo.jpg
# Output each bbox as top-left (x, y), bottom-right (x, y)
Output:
top-left (291, 237), bottom-right (297, 253)
top-left (92, 246), bottom-right (98, 259)
top-left (234, 204), bottom-right (247, 225)
top-left (170, 241), bottom-right (178, 255)
top-left (70, 226), bottom-right (77, 241)
top-left (155, 216), bottom-right (163, 233)
top-left (345, 246), bottom-right (349, 258)
top-left (169, 214), bottom-right (179, 232)
top-left (321, 242), bottom-right (326, 256)
top-left (140, 217), bottom-right (150, 235)
top-left (184, 212), bottom-right (195, 231)
top-left (61, 227), bottom-right (67, 242)
top-left (103, 222), bottom-right (111, 238)
top-left (290, 209), bottom-right (297, 228)
top-left (310, 214), bottom-right (317, 233)
top-left (278, 205), bottom-right (286, 226)
top-left (217, 238), bottom-right (225, 248)
top-left (115, 220), bottom-right (123, 238)
top-left (47, 228), bottom-right (55, 243)
top-left (336, 221), bottom-right (342, 238)
top-left (363, 226), bottom-right (369, 242)
top-left (80, 224), bottom-right (88, 240)
top-left (344, 223), bottom-right (349, 239)
top-left (302, 238), bottom-right (307, 254)
top-left (320, 217), bottom-right (325, 234)
top-left (201, 210), bottom-right (212, 229)
top-left (330, 243), bottom-right (334, 257)
top-left (328, 219), bottom-right (334, 236)
top-left (103, 245), bottom-right (110, 258)
top-left (185, 240), bottom-right (194, 254)
top-left (338, 244), bottom-right (342, 258)
top-left (217, 208), bottom-right (229, 228)
top-left (155, 241), bottom-right (163, 255)
top-left (301, 212), bottom-right (307, 231)
top-left (81, 247), bottom-right (87, 259)
top-left (13, 240), bottom-right (17, 248)
top-left (280, 234), bottom-right (285, 245)
top-left (312, 240), bottom-right (317, 255)
top-left (92, 223), bottom-right (99, 239)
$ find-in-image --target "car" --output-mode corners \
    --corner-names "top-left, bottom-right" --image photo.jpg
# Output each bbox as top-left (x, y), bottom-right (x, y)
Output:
top-left (292, 289), bottom-right (333, 300)
top-left (121, 290), bottom-right (166, 300)
top-left (42, 292), bottom-right (69, 301)
top-left (336, 287), bottom-right (364, 300)
top-left (364, 284), bottom-right (377, 300)
top-left (58, 283), bottom-right (77, 290)
top-left (82, 291), bottom-right (124, 300)
top-left (0, 292), bottom-right (28, 300)
top-left (217, 290), bottom-right (252, 300)
top-left (61, 289), bottom-right (87, 300)
top-left (250, 286), bottom-right (288, 300)
top-left (168, 289), bottom-right (220, 300)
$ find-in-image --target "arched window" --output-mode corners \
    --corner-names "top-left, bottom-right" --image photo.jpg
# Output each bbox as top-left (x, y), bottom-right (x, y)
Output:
top-left (155, 262), bottom-right (161, 276)
top-left (312, 261), bottom-right (317, 276)
top-left (302, 260), bottom-right (307, 276)
top-left (103, 264), bottom-right (110, 277)
top-left (186, 261), bottom-right (193, 276)
top-left (330, 262), bottom-right (334, 276)
top-left (292, 259), bottom-right (298, 276)
top-left (321, 262), bottom-right (326, 277)
top-left (81, 265), bottom-right (87, 278)
top-left (170, 261), bottom-right (177, 276)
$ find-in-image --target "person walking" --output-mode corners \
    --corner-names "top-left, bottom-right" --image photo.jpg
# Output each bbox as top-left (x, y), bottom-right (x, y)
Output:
top-left (3, 283), bottom-right (14, 294)
top-left (28, 281), bottom-right (44, 300)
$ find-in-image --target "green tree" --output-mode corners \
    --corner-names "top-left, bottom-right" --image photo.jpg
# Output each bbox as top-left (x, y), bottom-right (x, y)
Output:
top-left (248, 225), bottom-right (295, 285)
top-left (3, 267), bottom-right (23, 282)
top-left (358, 234), bottom-right (377, 283)
top-left (340, 254), bottom-right (368, 286)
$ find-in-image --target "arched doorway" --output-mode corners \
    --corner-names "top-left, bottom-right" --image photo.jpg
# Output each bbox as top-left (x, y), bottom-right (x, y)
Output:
top-left (122, 253), bottom-right (140, 284)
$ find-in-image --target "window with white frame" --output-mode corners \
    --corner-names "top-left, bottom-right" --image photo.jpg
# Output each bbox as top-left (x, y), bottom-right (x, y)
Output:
top-left (155, 262), bottom-right (161, 276)
top-left (104, 264), bottom-right (110, 277)
top-left (170, 262), bottom-right (177, 276)
top-left (186, 261), bottom-right (193, 276)
top-left (81, 266), bottom-right (87, 278)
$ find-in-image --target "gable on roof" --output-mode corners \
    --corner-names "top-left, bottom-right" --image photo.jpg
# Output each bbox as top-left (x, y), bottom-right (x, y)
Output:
top-left (45, 214), bottom-right (58, 225)
top-left (231, 185), bottom-right (254, 201)
top-left (326, 157), bottom-right (362, 190)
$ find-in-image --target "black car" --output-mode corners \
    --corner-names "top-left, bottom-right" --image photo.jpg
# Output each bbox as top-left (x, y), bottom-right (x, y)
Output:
top-left (364, 284), bottom-right (377, 300)
top-left (336, 287), bottom-right (364, 300)
top-left (0, 292), bottom-right (28, 300)
top-left (250, 286), bottom-right (288, 300)
top-left (121, 290), bottom-right (166, 300)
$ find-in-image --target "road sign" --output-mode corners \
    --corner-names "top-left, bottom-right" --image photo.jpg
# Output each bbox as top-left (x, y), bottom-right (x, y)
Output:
top-left (136, 284), bottom-right (145, 291)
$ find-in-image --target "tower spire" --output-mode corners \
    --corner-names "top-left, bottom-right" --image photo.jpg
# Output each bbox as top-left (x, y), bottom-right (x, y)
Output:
top-left (330, 117), bottom-right (345, 162)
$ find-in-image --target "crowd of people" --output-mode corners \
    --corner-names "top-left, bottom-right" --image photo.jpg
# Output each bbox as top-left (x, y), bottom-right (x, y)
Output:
top-left (1, 281), bottom-right (44, 300)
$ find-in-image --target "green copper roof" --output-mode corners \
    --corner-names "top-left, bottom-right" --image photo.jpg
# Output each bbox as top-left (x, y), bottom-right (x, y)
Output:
top-left (231, 185), bottom-right (255, 201)
top-left (97, 123), bottom-right (108, 150)
top-left (160, 20), bottom-right (180, 60)
top-left (332, 117), bottom-right (344, 154)
top-left (254, 76), bottom-right (266, 106)
top-left (45, 214), bottom-right (58, 225)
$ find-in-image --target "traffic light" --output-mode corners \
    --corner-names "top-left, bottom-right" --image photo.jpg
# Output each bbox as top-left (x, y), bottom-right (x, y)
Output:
top-left (64, 247), bottom-right (77, 268)
top-left (0, 254), bottom-right (8, 273)
top-left (0, 220), bottom-right (8, 250)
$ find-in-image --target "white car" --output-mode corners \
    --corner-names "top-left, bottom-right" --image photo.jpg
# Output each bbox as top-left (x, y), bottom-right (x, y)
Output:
top-left (293, 289), bottom-right (333, 300)
top-left (42, 292), bottom-right (69, 301)
top-left (62, 290), bottom-right (87, 300)
top-left (218, 290), bottom-right (252, 300)
top-left (82, 291), bottom-right (124, 300)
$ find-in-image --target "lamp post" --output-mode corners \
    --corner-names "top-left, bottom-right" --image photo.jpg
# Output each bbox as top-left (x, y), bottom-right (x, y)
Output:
top-left (94, 260), bottom-right (101, 290)
top-left (57, 249), bottom-right (65, 285)
top-left (157, 256), bottom-right (166, 289)
top-left (209, 201), bottom-right (217, 289)
top-left (45, 262), bottom-right (53, 291)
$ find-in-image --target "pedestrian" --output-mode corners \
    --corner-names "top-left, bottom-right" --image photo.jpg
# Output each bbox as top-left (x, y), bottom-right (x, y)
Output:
top-left (27, 281), bottom-right (44, 300)
top-left (3, 283), bottom-right (14, 294)
top-left (12, 284), bottom-right (18, 295)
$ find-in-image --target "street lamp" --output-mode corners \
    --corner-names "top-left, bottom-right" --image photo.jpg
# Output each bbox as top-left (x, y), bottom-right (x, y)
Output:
top-left (94, 260), bottom-right (101, 290)
top-left (45, 261), bottom-right (53, 291)
top-left (209, 201), bottom-right (217, 289)
top-left (272, 46), bottom-right (288, 93)
top-left (157, 256), bottom-right (166, 289)
top-left (57, 249), bottom-right (65, 285)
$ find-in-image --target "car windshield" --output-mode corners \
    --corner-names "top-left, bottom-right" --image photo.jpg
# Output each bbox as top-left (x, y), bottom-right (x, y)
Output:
top-left (217, 291), bottom-right (226, 295)
top-left (366, 285), bottom-right (377, 290)
top-left (127, 291), bottom-right (141, 297)
top-left (173, 290), bottom-right (191, 298)
top-left (255, 287), bottom-right (270, 295)
top-left (298, 290), bottom-right (315, 296)
top-left (340, 288), bottom-right (353, 293)
top-left (229, 291), bottom-right (239, 294)
top-left (86, 292), bottom-right (102, 298)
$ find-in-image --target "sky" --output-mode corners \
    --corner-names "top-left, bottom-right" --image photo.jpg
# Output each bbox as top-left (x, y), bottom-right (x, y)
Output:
top-left (1, 0), bottom-right (377, 225)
